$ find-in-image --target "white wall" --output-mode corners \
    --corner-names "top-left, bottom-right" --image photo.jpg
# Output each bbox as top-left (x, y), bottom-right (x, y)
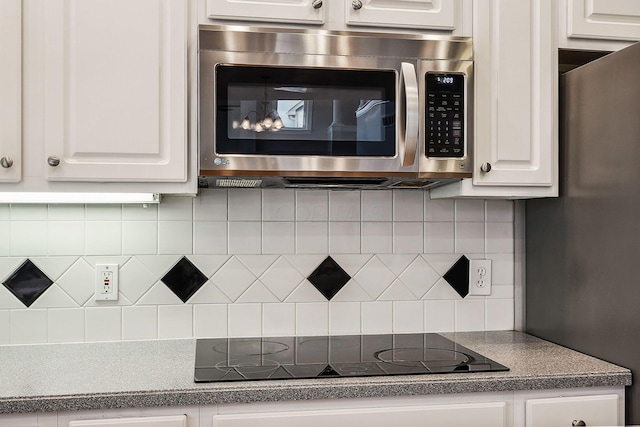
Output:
top-left (0, 189), bottom-right (515, 344)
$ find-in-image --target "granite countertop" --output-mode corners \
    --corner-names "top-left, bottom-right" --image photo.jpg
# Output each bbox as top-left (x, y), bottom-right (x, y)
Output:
top-left (0, 331), bottom-right (631, 414)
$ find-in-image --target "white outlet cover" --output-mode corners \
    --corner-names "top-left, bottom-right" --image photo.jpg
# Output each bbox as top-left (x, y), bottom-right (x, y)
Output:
top-left (468, 259), bottom-right (492, 296)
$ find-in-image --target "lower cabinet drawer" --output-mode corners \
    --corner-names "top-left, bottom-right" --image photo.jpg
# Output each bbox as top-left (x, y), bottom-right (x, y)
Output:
top-left (526, 394), bottom-right (620, 427)
top-left (213, 402), bottom-right (507, 427)
top-left (68, 415), bottom-right (187, 427)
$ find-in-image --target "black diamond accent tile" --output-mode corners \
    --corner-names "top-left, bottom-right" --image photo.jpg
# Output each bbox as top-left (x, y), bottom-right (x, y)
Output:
top-left (307, 256), bottom-right (351, 300)
top-left (3, 259), bottom-right (54, 307)
top-left (161, 257), bottom-right (208, 303)
top-left (443, 255), bottom-right (470, 298)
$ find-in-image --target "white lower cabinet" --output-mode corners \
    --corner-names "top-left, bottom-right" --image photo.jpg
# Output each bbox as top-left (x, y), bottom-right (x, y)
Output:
top-left (212, 402), bottom-right (506, 427)
top-left (0, 387), bottom-right (626, 427)
top-left (525, 394), bottom-right (620, 427)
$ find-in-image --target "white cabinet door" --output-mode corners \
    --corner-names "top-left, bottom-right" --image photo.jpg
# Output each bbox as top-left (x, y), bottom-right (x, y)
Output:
top-left (0, 0), bottom-right (22, 183)
top-left (567, 0), bottom-right (640, 41)
top-left (43, 0), bottom-right (187, 183)
top-left (431, 0), bottom-right (558, 199)
top-left (345, 0), bottom-right (457, 31)
top-left (206, 0), bottom-right (325, 25)
top-left (526, 394), bottom-right (620, 427)
top-left (213, 402), bottom-right (506, 427)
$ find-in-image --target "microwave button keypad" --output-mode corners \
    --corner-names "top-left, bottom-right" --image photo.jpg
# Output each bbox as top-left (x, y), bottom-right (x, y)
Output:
top-left (426, 73), bottom-right (465, 158)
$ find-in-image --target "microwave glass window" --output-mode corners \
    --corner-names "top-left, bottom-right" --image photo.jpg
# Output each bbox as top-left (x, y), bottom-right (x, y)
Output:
top-left (215, 65), bottom-right (396, 157)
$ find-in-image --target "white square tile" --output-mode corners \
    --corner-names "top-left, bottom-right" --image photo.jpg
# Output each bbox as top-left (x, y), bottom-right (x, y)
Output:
top-left (48, 204), bottom-right (85, 221)
top-left (85, 221), bottom-right (122, 256)
top-left (329, 302), bottom-right (361, 335)
top-left (398, 256), bottom-right (440, 299)
top-left (212, 257), bottom-right (257, 301)
top-left (393, 301), bottom-right (424, 333)
top-left (263, 303), bottom-right (296, 336)
top-left (158, 305), bottom-right (193, 339)
top-left (393, 222), bottom-right (423, 254)
top-left (259, 257), bottom-right (305, 301)
top-left (31, 256), bottom-right (81, 282)
top-left (361, 222), bottom-right (392, 254)
top-left (0, 223), bottom-right (9, 256)
top-left (455, 199), bottom-right (485, 222)
top-left (228, 189), bottom-right (262, 221)
top-left (47, 221), bottom-right (85, 256)
top-left (10, 204), bottom-right (48, 221)
top-left (122, 306), bottom-right (158, 340)
top-left (122, 221), bottom-right (158, 255)
top-left (48, 308), bottom-right (85, 343)
top-left (158, 196), bottom-right (193, 221)
top-left (361, 301), bottom-right (392, 334)
top-left (85, 205), bottom-right (122, 221)
top-left (295, 302), bottom-right (329, 335)
top-left (10, 221), bottom-right (47, 256)
top-left (262, 189), bottom-right (295, 221)
top-left (30, 285), bottom-right (77, 308)
top-left (393, 190), bottom-right (424, 222)
top-left (296, 190), bottom-right (328, 221)
top-left (194, 189), bottom-right (228, 221)
top-left (455, 299), bottom-right (485, 332)
top-left (329, 191), bottom-right (360, 221)
top-left (262, 222), bottom-right (295, 254)
top-left (488, 253), bottom-right (515, 285)
top-left (0, 204), bottom-right (10, 220)
top-left (353, 257), bottom-right (396, 300)
top-left (228, 303), bottom-right (262, 337)
top-left (489, 285), bottom-right (514, 299)
top-left (158, 221), bottom-right (193, 255)
top-left (486, 222), bottom-right (514, 254)
top-left (424, 222), bottom-right (454, 254)
top-left (0, 311), bottom-right (8, 344)
top-left (122, 203), bottom-right (158, 221)
top-left (424, 300), bottom-right (455, 332)
top-left (55, 259), bottom-right (95, 306)
top-left (137, 282), bottom-right (184, 305)
top-left (85, 307), bottom-right (122, 342)
top-left (118, 257), bottom-right (157, 304)
top-left (486, 200), bottom-right (514, 222)
top-left (228, 222), bottom-right (262, 254)
top-left (194, 221), bottom-right (228, 255)
top-left (296, 222), bottom-right (328, 254)
top-left (329, 222), bottom-right (361, 254)
top-left (424, 196), bottom-right (454, 222)
top-left (455, 222), bottom-right (485, 254)
top-left (193, 304), bottom-right (228, 338)
top-left (361, 190), bottom-right (392, 221)
top-left (486, 299), bottom-right (514, 330)
top-left (10, 309), bottom-right (48, 344)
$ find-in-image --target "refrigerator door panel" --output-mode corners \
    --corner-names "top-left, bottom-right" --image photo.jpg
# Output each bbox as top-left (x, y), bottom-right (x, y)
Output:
top-left (526, 41), bottom-right (640, 424)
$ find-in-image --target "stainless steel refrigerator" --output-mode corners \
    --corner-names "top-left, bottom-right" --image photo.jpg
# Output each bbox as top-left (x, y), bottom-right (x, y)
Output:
top-left (526, 41), bottom-right (640, 423)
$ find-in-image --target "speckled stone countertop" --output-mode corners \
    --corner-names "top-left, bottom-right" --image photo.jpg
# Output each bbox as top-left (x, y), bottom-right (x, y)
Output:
top-left (0, 331), bottom-right (631, 414)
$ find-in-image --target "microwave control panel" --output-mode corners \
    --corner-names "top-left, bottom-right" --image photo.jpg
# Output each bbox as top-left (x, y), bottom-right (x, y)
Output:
top-left (426, 73), bottom-right (465, 158)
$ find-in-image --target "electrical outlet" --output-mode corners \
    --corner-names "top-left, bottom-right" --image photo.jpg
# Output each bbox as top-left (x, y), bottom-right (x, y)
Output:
top-left (468, 259), bottom-right (492, 296)
top-left (95, 264), bottom-right (119, 301)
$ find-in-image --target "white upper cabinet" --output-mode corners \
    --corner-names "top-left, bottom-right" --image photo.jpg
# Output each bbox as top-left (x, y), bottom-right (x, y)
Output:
top-left (345, 0), bottom-right (456, 31)
top-left (43, 0), bottom-right (188, 183)
top-left (560, 0), bottom-right (640, 49)
top-left (204, 0), bottom-right (471, 35)
top-left (206, 0), bottom-right (325, 25)
top-left (432, 0), bottom-right (558, 199)
top-left (0, 0), bottom-right (22, 183)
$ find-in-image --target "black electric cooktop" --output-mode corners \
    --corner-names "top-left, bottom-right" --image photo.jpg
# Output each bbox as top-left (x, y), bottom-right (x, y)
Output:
top-left (194, 333), bottom-right (508, 383)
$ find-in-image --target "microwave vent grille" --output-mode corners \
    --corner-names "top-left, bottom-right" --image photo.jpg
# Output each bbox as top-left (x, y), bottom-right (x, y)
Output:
top-left (216, 178), bottom-right (262, 188)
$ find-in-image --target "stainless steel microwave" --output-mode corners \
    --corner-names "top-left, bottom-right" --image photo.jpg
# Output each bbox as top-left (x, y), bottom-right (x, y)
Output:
top-left (198, 25), bottom-right (473, 189)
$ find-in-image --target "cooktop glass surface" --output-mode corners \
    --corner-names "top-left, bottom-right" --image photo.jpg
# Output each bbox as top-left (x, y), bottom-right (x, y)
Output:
top-left (194, 333), bottom-right (508, 383)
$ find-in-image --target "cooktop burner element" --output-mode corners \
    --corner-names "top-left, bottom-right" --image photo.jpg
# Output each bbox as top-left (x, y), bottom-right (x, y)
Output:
top-left (194, 333), bottom-right (508, 383)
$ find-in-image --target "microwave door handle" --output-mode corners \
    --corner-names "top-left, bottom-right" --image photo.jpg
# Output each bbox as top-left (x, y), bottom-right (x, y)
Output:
top-left (399, 62), bottom-right (419, 167)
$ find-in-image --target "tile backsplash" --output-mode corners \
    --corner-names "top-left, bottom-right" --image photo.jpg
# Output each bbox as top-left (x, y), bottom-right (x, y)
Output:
top-left (0, 189), bottom-right (515, 345)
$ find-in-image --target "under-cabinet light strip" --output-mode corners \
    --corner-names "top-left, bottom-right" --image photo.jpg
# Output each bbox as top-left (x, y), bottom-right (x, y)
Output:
top-left (0, 192), bottom-right (161, 204)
